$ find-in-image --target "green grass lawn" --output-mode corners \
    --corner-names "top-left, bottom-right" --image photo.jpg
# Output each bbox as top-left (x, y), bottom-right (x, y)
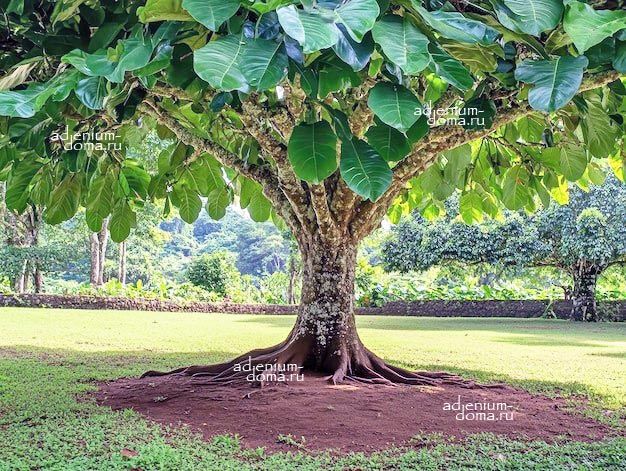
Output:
top-left (0, 307), bottom-right (624, 470)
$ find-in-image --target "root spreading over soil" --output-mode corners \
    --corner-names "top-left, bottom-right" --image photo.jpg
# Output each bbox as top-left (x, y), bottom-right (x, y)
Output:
top-left (95, 374), bottom-right (612, 453)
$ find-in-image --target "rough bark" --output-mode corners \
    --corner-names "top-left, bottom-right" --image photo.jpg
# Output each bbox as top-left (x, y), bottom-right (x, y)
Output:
top-left (571, 264), bottom-right (601, 322)
top-left (143, 235), bottom-right (464, 387)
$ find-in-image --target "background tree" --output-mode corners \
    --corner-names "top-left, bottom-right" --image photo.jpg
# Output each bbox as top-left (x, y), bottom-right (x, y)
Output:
top-left (383, 177), bottom-right (626, 321)
top-left (0, 0), bottom-right (625, 384)
top-left (186, 250), bottom-right (240, 297)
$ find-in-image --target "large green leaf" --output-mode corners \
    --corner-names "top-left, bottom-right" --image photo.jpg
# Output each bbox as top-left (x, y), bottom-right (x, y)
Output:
top-left (614, 41), bottom-right (626, 73)
top-left (86, 172), bottom-right (114, 221)
top-left (193, 35), bottom-right (249, 92)
top-left (563, 0), bottom-right (626, 53)
top-left (172, 183), bottom-right (202, 223)
top-left (367, 82), bottom-right (421, 133)
top-left (247, 192), bottom-right (272, 222)
top-left (442, 144), bottom-right (472, 188)
top-left (0, 146), bottom-right (16, 172)
top-left (0, 88), bottom-right (42, 118)
top-left (334, 0), bottom-right (379, 42)
top-left (240, 39), bottom-right (288, 90)
top-left (371, 15), bottom-right (430, 75)
top-left (365, 122), bottom-right (411, 162)
top-left (287, 121), bottom-right (338, 183)
top-left (340, 138), bottom-right (392, 201)
top-left (105, 37), bottom-right (154, 83)
top-left (581, 95), bottom-right (618, 159)
top-left (5, 158), bottom-right (40, 211)
top-left (43, 175), bottom-right (81, 224)
top-left (428, 44), bottom-right (473, 91)
top-left (109, 201), bottom-right (137, 242)
top-left (277, 5), bottom-right (339, 54)
top-left (122, 161), bottom-right (150, 199)
top-left (441, 41), bottom-right (501, 75)
top-left (419, 164), bottom-right (454, 201)
top-left (559, 143), bottom-right (587, 181)
top-left (75, 76), bottom-right (107, 110)
top-left (415, 5), bottom-right (500, 45)
top-left (0, 72), bottom-right (79, 118)
top-left (493, 0), bottom-right (563, 37)
top-left (182, 0), bottom-right (239, 30)
top-left (62, 50), bottom-right (116, 77)
top-left (206, 186), bottom-right (232, 220)
top-left (459, 190), bottom-right (484, 224)
top-left (181, 155), bottom-right (224, 196)
top-left (514, 55), bottom-right (588, 112)
top-left (502, 165), bottom-right (531, 210)
top-left (332, 25), bottom-right (373, 72)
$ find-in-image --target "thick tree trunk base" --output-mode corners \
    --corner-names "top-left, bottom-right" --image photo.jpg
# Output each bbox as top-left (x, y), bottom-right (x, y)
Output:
top-left (141, 335), bottom-right (477, 388)
top-left (143, 238), bottom-right (483, 388)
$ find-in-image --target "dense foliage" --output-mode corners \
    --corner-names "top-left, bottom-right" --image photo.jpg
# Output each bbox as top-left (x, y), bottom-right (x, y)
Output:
top-left (383, 177), bottom-right (626, 320)
top-left (186, 250), bottom-right (241, 296)
top-left (0, 0), bottom-right (624, 240)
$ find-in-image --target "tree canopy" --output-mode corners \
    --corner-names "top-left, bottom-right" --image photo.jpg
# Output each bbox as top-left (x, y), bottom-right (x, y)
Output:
top-left (382, 176), bottom-right (626, 320)
top-left (0, 0), bottom-right (624, 245)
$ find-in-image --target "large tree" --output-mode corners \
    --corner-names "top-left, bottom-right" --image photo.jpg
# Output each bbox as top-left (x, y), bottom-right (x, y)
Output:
top-left (383, 177), bottom-right (626, 321)
top-left (0, 0), bottom-right (625, 384)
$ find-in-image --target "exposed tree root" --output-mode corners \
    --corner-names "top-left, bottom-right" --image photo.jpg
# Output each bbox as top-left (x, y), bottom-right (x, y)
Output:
top-left (141, 336), bottom-right (483, 389)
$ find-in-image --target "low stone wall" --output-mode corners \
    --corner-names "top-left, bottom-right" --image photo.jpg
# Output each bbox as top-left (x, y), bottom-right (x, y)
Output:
top-left (0, 294), bottom-right (624, 320)
top-left (0, 294), bottom-right (296, 315)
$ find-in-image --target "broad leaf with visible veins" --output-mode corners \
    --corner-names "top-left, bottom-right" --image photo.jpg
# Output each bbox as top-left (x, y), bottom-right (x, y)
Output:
top-left (515, 55), bottom-right (588, 112)
top-left (340, 138), bottom-right (392, 201)
top-left (288, 121), bottom-right (338, 183)
top-left (372, 16), bottom-right (430, 75)
top-left (182, 0), bottom-right (239, 31)
top-left (563, 0), bottom-right (626, 53)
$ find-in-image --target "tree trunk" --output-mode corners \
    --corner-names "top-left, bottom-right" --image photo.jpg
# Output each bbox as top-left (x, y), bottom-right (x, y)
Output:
top-left (89, 219), bottom-right (109, 287)
top-left (98, 219), bottom-right (109, 285)
top-left (118, 241), bottom-right (127, 286)
top-left (287, 254), bottom-right (298, 304)
top-left (291, 236), bottom-right (362, 376)
top-left (143, 234), bottom-right (460, 386)
top-left (34, 265), bottom-right (43, 293)
top-left (13, 260), bottom-right (27, 294)
top-left (571, 264), bottom-right (600, 322)
top-left (89, 233), bottom-right (101, 286)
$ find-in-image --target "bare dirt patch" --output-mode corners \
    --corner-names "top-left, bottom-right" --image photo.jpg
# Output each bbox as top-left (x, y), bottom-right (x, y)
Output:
top-left (95, 374), bottom-right (613, 453)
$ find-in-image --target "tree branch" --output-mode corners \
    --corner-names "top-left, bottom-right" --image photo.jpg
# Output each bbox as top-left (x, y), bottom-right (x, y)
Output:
top-left (308, 183), bottom-right (340, 240)
top-left (139, 100), bottom-right (301, 234)
top-left (239, 99), bottom-right (311, 228)
top-left (350, 71), bottom-right (622, 239)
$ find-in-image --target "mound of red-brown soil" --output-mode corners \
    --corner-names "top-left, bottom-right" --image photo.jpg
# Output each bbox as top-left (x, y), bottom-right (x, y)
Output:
top-left (95, 374), bottom-right (614, 453)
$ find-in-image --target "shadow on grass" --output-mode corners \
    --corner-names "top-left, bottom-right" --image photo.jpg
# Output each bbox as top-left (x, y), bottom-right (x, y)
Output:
top-left (0, 346), bottom-right (242, 377)
top-left (0, 345), bottom-right (617, 404)
top-left (1, 345), bottom-right (623, 430)
top-left (234, 316), bottom-right (626, 340)
top-left (494, 336), bottom-right (610, 348)
top-left (589, 351), bottom-right (626, 359)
